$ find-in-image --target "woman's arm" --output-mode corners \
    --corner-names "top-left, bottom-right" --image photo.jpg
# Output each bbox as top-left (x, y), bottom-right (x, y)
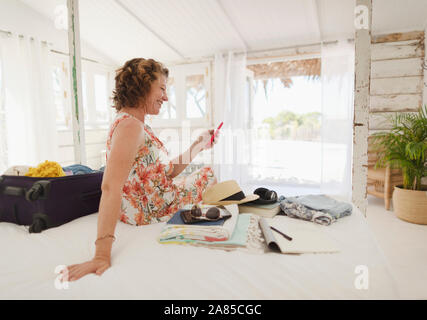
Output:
top-left (167, 129), bottom-right (216, 179)
top-left (63, 118), bottom-right (145, 282)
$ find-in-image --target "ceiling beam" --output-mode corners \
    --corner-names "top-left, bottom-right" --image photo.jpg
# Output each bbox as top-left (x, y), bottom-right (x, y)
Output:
top-left (215, 0), bottom-right (249, 51)
top-left (114, 0), bottom-right (186, 60)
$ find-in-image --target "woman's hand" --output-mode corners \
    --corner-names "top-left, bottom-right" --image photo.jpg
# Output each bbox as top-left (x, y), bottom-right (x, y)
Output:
top-left (171, 128), bottom-right (221, 178)
top-left (193, 129), bottom-right (220, 153)
top-left (61, 257), bottom-right (111, 282)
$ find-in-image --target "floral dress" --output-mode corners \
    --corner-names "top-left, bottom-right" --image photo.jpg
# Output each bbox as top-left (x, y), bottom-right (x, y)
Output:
top-left (106, 111), bottom-right (217, 226)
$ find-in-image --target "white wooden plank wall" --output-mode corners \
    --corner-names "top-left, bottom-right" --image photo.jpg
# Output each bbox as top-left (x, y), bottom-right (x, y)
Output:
top-left (369, 33), bottom-right (424, 133)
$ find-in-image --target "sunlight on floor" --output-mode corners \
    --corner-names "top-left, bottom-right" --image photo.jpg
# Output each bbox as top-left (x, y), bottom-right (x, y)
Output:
top-left (366, 195), bottom-right (427, 299)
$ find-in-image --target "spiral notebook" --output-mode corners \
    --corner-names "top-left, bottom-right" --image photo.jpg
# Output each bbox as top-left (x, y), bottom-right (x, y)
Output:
top-left (259, 217), bottom-right (339, 254)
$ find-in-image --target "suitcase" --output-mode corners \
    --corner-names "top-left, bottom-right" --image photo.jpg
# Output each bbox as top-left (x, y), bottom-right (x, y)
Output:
top-left (0, 172), bottom-right (103, 233)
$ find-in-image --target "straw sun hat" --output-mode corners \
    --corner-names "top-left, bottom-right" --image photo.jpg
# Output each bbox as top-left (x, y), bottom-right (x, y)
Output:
top-left (202, 180), bottom-right (259, 205)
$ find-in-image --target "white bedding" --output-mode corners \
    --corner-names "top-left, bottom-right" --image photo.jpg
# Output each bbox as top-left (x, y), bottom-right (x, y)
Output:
top-left (0, 203), bottom-right (400, 299)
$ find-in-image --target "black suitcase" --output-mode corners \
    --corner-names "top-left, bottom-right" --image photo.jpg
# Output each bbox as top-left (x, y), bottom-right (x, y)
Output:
top-left (0, 172), bottom-right (103, 233)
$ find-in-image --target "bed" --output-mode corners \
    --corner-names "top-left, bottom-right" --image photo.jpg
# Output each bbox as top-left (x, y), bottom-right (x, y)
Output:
top-left (0, 202), bottom-right (400, 300)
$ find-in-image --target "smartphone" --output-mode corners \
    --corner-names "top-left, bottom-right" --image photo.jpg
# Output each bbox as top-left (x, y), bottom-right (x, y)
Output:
top-left (210, 121), bottom-right (223, 145)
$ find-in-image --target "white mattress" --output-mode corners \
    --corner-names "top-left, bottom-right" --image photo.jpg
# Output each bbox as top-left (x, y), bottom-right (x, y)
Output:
top-left (0, 204), bottom-right (400, 299)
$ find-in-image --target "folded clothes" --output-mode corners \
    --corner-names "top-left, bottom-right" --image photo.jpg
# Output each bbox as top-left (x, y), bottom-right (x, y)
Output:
top-left (3, 164), bottom-right (101, 177)
top-left (279, 194), bottom-right (352, 226)
top-left (159, 214), bottom-right (265, 253)
top-left (158, 204), bottom-right (239, 242)
top-left (4, 162), bottom-right (66, 177)
top-left (61, 164), bottom-right (98, 175)
top-left (2, 165), bottom-right (31, 176)
top-left (26, 161), bottom-right (66, 177)
top-left (160, 213), bottom-right (247, 246)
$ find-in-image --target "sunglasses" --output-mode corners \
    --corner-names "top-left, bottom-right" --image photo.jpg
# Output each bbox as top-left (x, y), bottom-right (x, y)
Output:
top-left (181, 205), bottom-right (232, 224)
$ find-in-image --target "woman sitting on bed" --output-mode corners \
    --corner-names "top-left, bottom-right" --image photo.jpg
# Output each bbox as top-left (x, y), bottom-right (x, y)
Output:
top-left (64, 58), bottom-right (218, 281)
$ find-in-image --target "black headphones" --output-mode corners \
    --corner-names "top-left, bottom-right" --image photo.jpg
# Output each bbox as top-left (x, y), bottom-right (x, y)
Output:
top-left (252, 187), bottom-right (278, 205)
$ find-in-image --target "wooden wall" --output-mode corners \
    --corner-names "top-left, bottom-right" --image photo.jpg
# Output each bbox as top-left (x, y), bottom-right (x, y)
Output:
top-left (369, 31), bottom-right (425, 133)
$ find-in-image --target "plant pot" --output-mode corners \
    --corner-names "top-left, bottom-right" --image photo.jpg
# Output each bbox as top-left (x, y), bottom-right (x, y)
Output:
top-left (392, 185), bottom-right (427, 225)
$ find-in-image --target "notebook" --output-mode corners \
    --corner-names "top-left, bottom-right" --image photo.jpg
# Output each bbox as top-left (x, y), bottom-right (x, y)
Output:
top-left (259, 217), bottom-right (339, 254)
top-left (238, 201), bottom-right (281, 218)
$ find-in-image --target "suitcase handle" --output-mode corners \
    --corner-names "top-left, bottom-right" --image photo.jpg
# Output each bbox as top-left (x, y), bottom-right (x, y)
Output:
top-left (2, 181), bottom-right (51, 201)
top-left (3, 186), bottom-right (26, 197)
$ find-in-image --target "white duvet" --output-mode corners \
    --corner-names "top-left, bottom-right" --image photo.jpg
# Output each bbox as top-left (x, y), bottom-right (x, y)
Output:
top-left (0, 204), bottom-right (400, 299)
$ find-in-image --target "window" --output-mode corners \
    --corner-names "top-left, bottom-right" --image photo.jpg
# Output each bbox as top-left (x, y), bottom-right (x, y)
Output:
top-left (148, 62), bottom-right (211, 128)
top-left (247, 72), bottom-right (322, 190)
top-left (94, 74), bottom-right (109, 122)
top-left (158, 77), bottom-right (177, 120)
top-left (50, 53), bottom-right (115, 130)
top-left (185, 74), bottom-right (206, 119)
top-left (50, 56), bottom-right (72, 129)
top-left (81, 60), bottom-right (115, 128)
top-left (52, 66), bottom-right (66, 124)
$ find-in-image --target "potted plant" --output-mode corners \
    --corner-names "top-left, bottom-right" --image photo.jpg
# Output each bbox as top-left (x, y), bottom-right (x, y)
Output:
top-left (371, 105), bottom-right (427, 224)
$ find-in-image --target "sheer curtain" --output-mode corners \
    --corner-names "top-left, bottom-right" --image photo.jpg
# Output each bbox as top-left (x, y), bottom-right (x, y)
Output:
top-left (213, 52), bottom-right (250, 188)
top-left (0, 33), bottom-right (58, 172)
top-left (320, 40), bottom-right (355, 201)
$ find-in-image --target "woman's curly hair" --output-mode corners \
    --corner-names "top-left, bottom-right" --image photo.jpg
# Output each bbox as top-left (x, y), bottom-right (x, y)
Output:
top-left (112, 58), bottom-right (169, 111)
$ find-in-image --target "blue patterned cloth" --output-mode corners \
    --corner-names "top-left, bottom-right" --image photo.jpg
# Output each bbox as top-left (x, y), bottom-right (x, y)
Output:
top-left (62, 164), bottom-right (98, 175)
top-left (279, 194), bottom-right (352, 226)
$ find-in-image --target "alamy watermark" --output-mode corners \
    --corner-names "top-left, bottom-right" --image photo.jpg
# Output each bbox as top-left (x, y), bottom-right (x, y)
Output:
top-left (354, 5), bottom-right (369, 30)
top-left (54, 265), bottom-right (69, 290)
top-left (354, 265), bottom-right (369, 290)
top-left (156, 121), bottom-right (259, 166)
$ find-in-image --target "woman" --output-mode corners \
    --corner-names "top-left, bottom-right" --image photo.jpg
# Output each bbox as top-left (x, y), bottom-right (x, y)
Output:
top-left (64, 58), bottom-right (218, 281)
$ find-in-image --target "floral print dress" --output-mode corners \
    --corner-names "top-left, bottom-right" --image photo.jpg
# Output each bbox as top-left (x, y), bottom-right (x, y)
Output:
top-left (106, 112), bottom-right (216, 226)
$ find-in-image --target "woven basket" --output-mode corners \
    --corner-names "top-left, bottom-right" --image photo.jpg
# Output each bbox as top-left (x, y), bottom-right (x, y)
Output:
top-left (393, 186), bottom-right (427, 225)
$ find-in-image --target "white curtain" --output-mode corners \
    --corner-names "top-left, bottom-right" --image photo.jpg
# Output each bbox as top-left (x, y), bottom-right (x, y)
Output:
top-left (0, 33), bottom-right (58, 172)
top-left (213, 52), bottom-right (250, 188)
top-left (320, 40), bottom-right (355, 201)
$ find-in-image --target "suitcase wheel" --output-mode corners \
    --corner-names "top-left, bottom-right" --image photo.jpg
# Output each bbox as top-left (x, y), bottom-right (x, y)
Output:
top-left (29, 213), bottom-right (49, 233)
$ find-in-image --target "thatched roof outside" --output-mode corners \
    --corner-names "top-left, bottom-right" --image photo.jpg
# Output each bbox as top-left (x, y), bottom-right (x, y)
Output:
top-left (167, 74), bottom-right (204, 88)
top-left (247, 58), bottom-right (321, 88)
top-left (168, 58), bottom-right (321, 90)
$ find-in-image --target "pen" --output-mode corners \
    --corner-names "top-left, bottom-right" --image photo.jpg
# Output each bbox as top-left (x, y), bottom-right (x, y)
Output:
top-left (270, 226), bottom-right (293, 241)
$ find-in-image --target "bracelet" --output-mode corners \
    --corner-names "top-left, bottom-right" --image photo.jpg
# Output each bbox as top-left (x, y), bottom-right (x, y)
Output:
top-left (95, 234), bottom-right (116, 245)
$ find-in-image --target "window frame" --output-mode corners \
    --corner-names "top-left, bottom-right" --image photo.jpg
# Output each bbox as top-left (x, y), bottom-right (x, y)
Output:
top-left (81, 60), bottom-right (116, 129)
top-left (149, 62), bottom-right (212, 128)
top-left (50, 52), bottom-right (116, 131)
top-left (50, 53), bottom-right (72, 130)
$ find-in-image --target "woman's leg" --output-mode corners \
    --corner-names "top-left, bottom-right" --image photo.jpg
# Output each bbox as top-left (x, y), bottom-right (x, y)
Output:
top-left (173, 166), bottom-right (217, 206)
